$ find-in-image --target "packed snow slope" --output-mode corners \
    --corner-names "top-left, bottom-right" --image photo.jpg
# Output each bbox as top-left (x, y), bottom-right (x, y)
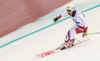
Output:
top-left (0, 0), bottom-right (100, 61)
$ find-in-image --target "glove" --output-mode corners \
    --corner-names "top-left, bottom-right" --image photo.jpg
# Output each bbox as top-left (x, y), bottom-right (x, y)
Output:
top-left (53, 17), bottom-right (59, 22)
top-left (82, 31), bottom-right (87, 37)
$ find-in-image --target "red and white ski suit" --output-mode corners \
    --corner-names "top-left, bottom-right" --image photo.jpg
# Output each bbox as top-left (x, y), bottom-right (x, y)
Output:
top-left (58, 11), bottom-right (88, 42)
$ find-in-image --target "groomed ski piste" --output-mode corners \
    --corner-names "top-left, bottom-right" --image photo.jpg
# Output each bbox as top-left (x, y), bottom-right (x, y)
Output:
top-left (0, 0), bottom-right (100, 61)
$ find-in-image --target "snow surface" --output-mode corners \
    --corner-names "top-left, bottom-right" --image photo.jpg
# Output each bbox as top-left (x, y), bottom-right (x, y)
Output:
top-left (0, 0), bottom-right (100, 61)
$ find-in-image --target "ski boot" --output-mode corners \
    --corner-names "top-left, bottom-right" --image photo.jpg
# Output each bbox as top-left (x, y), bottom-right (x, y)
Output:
top-left (56, 40), bottom-right (74, 50)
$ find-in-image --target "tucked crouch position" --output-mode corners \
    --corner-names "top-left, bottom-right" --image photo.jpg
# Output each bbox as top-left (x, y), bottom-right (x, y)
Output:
top-left (53, 4), bottom-right (88, 50)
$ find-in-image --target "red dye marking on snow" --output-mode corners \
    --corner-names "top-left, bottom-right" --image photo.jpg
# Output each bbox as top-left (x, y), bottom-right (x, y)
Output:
top-left (36, 39), bottom-right (90, 57)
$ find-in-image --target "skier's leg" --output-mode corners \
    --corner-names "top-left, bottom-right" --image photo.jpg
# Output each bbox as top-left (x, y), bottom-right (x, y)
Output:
top-left (61, 25), bottom-right (88, 48)
top-left (63, 24), bottom-right (77, 47)
top-left (75, 26), bottom-right (88, 34)
top-left (65, 24), bottom-right (77, 42)
top-left (56, 25), bottom-right (88, 50)
top-left (56, 24), bottom-right (77, 50)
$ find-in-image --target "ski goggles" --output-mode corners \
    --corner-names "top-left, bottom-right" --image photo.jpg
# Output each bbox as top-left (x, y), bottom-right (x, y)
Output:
top-left (67, 9), bottom-right (72, 13)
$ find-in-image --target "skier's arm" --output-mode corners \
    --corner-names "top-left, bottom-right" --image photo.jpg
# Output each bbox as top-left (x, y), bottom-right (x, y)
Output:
top-left (53, 11), bottom-right (69, 22)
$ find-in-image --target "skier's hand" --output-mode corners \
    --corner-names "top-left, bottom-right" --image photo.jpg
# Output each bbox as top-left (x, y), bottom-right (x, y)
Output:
top-left (82, 31), bottom-right (87, 37)
top-left (53, 17), bottom-right (59, 22)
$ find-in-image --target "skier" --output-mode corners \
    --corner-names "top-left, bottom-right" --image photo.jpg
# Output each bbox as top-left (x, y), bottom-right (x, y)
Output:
top-left (53, 4), bottom-right (88, 50)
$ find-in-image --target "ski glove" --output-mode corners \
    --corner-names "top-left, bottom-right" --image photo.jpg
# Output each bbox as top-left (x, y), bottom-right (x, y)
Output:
top-left (53, 17), bottom-right (59, 22)
top-left (82, 31), bottom-right (87, 37)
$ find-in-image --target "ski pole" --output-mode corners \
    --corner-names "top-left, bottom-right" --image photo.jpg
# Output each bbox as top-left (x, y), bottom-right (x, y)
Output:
top-left (87, 32), bottom-right (100, 35)
top-left (76, 32), bottom-right (100, 42)
top-left (75, 38), bottom-right (81, 42)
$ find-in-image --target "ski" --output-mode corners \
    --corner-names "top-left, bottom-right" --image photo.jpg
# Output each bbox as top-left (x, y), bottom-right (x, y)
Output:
top-left (35, 39), bottom-right (90, 57)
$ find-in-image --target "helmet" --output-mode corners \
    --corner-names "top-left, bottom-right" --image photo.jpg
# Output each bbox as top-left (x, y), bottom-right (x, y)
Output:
top-left (67, 4), bottom-right (75, 13)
